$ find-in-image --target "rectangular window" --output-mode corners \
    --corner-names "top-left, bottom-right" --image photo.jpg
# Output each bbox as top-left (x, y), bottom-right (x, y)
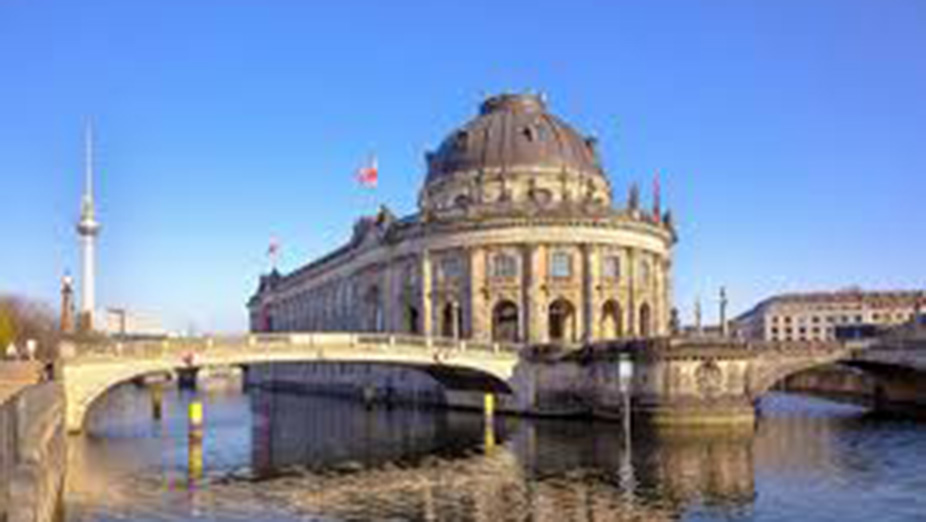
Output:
top-left (603, 255), bottom-right (621, 279)
top-left (551, 252), bottom-right (572, 278)
top-left (440, 257), bottom-right (462, 281)
top-left (491, 254), bottom-right (518, 278)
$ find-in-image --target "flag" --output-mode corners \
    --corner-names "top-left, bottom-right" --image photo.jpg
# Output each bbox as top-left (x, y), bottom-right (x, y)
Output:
top-left (267, 236), bottom-right (280, 257)
top-left (267, 236), bottom-right (280, 270)
top-left (652, 171), bottom-right (661, 220)
top-left (357, 155), bottom-right (378, 188)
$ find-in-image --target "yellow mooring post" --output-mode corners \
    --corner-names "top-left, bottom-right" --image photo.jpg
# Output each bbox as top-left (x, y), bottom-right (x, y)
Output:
top-left (188, 400), bottom-right (204, 442)
top-left (483, 393), bottom-right (496, 451)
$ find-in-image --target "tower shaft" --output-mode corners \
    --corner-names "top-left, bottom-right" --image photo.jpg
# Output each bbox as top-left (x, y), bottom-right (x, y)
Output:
top-left (76, 123), bottom-right (100, 331)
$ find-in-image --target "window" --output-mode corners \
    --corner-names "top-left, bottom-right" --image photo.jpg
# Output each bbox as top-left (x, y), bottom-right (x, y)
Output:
top-left (603, 255), bottom-right (621, 279)
top-left (491, 254), bottom-right (518, 278)
top-left (551, 252), bottom-right (572, 278)
top-left (440, 256), bottom-right (462, 280)
top-left (638, 259), bottom-right (651, 285)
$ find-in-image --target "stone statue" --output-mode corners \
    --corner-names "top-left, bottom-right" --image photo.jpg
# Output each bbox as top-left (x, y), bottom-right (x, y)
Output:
top-left (628, 183), bottom-right (640, 211)
top-left (669, 307), bottom-right (681, 335)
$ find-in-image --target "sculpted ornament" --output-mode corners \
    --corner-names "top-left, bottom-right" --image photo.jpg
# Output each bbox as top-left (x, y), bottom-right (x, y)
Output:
top-left (695, 359), bottom-right (724, 399)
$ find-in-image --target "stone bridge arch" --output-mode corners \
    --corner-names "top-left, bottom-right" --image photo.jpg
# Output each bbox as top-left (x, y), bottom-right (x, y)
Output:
top-left (748, 346), bottom-right (854, 399)
top-left (62, 334), bottom-right (521, 434)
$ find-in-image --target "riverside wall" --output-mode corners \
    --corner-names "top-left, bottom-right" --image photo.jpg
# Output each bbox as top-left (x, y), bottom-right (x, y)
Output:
top-left (0, 381), bottom-right (66, 522)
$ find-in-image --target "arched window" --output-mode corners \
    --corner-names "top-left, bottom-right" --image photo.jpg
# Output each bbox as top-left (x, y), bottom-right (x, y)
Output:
top-left (492, 300), bottom-right (519, 342)
top-left (405, 305), bottom-right (420, 334)
top-left (601, 300), bottom-right (623, 338)
top-left (639, 303), bottom-right (652, 337)
top-left (548, 298), bottom-right (577, 343)
top-left (441, 302), bottom-right (463, 339)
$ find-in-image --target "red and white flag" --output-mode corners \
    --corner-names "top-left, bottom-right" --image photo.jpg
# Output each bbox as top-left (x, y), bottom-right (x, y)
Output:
top-left (267, 236), bottom-right (280, 269)
top-left (356, 155), bottom-right (378, 188)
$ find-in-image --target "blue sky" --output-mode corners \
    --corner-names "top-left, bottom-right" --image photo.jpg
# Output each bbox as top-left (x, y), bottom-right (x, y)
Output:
top-left (1, 0), bottom-right (924, 333)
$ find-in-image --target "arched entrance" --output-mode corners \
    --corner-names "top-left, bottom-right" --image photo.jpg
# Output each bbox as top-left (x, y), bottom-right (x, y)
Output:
top-left (639, 303), bottom-right (652, 338)
top-left (405, 305), bottom-right (420, 334)
top-left (492, 300), bottom-right (519, 343)
top-left (600, 300), bottom-right (623, 339)
top-left (365, 286), bottom-right (382, 332)
top-left (548, 298), bottom-right (577, 343)
top-left (441, 302), bottom-right (463, 339)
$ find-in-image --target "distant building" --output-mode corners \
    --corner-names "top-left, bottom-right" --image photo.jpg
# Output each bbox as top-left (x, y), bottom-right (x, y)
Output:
top-left (99, 308), bottom-right (166, 338)
top-left (248, 93), bottom-right (677, 343)
top-left (733, 290), bottom-right (924, 342)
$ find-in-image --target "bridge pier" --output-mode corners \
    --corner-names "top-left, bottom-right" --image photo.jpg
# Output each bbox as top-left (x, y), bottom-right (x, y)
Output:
top-left (630, 348), bottom-right (758, 426)
top-left (176, 368), bottom-right (199, 391)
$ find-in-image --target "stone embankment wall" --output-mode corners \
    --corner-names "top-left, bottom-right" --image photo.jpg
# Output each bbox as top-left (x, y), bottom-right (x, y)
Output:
top-left (0, 375), bottom-right (66, 522)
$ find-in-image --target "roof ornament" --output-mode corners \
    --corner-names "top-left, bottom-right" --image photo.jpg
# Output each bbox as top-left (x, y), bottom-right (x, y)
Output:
top-left (628, 182), bottom-right (640, 212)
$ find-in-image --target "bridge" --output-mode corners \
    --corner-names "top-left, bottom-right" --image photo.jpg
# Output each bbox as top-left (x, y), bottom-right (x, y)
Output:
top-left (61, 333), bottom-right (520, 433)
top-left (59, 329), bottom-right (926, 433)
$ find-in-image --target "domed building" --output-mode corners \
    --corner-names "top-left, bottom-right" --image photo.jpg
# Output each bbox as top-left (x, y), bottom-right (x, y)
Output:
top-left (248, 93), bottom-right (677, 343)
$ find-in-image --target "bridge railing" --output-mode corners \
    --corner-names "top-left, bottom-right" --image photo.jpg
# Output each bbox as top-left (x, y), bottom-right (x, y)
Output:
top-left (63, 332), bottom-right (525, 361)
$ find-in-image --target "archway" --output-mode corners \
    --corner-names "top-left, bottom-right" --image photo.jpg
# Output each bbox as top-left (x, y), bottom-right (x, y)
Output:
top-left (600, 300), bottom-right (623, 339)
top-left (548, 298), bottom-right (577, 343)
top-left (405, 305), bottom-right (420, 334)
top-left (441, 302), bottom-right (463, 339)
top-left (492, 300), bottom-right (519, 343)
top-left (639, 303), bottom-right (652, 338)
top-left (365, 286), bottom-right (382, 332)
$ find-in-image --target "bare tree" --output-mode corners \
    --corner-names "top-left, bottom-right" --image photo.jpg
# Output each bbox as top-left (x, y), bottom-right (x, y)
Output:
top-left (0, 295), bottom-right (60, 360)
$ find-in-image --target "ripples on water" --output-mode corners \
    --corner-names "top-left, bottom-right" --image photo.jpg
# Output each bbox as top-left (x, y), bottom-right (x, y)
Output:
top-left (66, 382), bottom-right (926, 522)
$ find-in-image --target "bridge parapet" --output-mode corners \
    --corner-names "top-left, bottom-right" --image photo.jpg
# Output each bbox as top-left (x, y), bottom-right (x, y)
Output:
top-left (63, 332), bottom-right (525, 364)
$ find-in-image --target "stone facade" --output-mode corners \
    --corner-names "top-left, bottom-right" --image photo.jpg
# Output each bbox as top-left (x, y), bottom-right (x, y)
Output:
top-left (249, 93), bottom-right (676, 344)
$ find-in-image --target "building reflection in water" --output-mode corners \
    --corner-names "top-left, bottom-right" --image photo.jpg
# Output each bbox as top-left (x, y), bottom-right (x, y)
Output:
top-left (65, 385), bottom-right (888, 522)
top-left (247, 388), bottom-right (757, 521)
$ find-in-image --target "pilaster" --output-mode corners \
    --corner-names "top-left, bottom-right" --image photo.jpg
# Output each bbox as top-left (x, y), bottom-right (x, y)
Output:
top-left (627, 248), bottom-right (637, 336)
top-left (421, 250), bottom-right (433, 337)
top-left (468, 246), bottom-right (488, 341)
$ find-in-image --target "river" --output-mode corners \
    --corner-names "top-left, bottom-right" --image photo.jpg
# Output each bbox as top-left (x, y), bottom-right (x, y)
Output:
top-left (65, 381), bottom-right (926, 521)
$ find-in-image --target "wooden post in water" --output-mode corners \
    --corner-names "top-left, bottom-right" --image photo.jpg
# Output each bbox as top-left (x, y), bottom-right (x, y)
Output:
top-left (151, 382), bottom-right (163, 421)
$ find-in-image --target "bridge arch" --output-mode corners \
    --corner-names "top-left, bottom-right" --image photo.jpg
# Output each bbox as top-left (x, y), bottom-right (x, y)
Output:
top-left (62, 335), bottom-right (520, 434)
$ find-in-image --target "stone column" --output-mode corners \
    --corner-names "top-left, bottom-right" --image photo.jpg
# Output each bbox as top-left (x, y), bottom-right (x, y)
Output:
top-left (468, 246), bottom-right (488, 341)
top-left (421, 250), bottom-right (433, 337)
top-left (380, 261), bottom-right (393, 333)
top-left (627, 248), bottom-right (637, 336)
top-left (581, 244), bottom-right (598, 341)
top-left (523, 244), bottom-right (545, 343)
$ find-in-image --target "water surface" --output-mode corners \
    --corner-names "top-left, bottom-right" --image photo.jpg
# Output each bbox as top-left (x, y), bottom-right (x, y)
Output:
top-left (66, 383), bottom-right (926, 521)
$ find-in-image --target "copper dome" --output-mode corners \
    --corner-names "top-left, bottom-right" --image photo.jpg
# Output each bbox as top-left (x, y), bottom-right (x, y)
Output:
top-left (425, 93), bottom-right (605, 184)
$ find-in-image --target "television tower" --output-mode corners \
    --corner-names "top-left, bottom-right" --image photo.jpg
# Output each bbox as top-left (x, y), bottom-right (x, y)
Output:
top-left (76, 123), bottom-right (101, 332)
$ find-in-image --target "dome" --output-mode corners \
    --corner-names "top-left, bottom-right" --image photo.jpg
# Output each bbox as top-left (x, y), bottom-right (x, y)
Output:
top-left (421, 93), bottom-right (612, 213)
top-left (426, 93), bottom-right (604, 183)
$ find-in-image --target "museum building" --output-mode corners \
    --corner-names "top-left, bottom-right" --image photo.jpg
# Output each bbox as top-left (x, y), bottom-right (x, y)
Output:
top-left (248, 93), bottom-right (677, 344)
